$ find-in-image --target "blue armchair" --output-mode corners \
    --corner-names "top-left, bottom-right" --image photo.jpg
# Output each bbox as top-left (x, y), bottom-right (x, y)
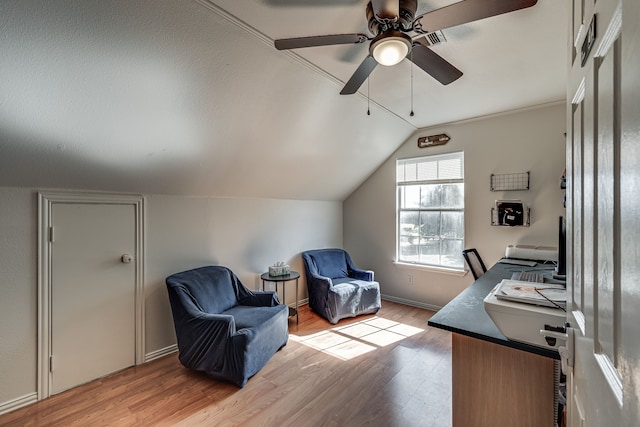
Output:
top-left (302, 248), bottom-right (381, 324)
top-left (165, 266), bottom-right (289, 387)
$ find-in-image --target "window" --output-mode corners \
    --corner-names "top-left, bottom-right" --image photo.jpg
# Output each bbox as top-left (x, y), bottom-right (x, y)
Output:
top-left (396, 152), bottom-right (464, 269)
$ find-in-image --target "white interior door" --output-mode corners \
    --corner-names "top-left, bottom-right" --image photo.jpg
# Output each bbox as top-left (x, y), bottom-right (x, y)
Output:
top-left (566, 0), bottom-right (640, 425)
top-left (50, 202), bottom-right (136, 394)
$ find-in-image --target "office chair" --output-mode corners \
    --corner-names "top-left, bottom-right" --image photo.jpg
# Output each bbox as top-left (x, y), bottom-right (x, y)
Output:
top-left (462, 248), bottom-right (487, 280)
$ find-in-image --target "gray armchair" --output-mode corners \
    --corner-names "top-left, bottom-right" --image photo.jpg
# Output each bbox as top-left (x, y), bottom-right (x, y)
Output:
top-left (166, 266), bottom-right (289, 387)
top-left (302, 248), bottom-right (381, 324)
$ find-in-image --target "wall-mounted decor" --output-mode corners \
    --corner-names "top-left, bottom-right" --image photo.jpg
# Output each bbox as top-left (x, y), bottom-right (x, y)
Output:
top-left (490, 171), bottom-right (530, 191)
top-left (491, 200), bottom-right (530, 227)
top-left (418, 133), bottom-right (450, 148)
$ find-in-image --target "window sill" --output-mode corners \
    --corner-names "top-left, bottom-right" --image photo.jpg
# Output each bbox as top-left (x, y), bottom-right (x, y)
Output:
top-left (393, 261), bottom-right (468, 277)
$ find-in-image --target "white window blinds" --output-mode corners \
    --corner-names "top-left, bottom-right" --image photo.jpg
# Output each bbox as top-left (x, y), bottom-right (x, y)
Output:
top-left (397, 152), bottom-right (464, 184)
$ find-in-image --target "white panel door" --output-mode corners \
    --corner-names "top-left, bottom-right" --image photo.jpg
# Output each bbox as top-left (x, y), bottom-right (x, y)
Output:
top-left (51, 202), bottom-right (136, 394)
top-left (566, 0), bottom-right (640, 425)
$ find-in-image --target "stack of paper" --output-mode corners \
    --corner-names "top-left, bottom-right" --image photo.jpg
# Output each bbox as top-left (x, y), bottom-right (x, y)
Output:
top-left (494, 279), bottom-right (567, 309)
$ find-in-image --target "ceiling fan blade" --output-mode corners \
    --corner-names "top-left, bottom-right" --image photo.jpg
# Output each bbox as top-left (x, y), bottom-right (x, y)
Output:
top-left (413, 0), bottom-right (537, 33)
top-left (408, 43), bottom-right (463, 85)
top-left (371, 0), bottom-right (400, 20)
top-left (340, 55), bottom-right (378, 95)
top-left (274, 34), bottom-right (368, 50)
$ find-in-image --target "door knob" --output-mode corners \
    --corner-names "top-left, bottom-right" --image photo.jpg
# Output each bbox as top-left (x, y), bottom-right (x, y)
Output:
top-left (121, 254), bottom-right (133, 264)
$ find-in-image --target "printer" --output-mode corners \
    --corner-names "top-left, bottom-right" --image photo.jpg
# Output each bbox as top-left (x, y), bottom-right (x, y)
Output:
top-left (504, 244), bottom-right (558, 262)
top-left (484, 281), bottom-right (566, 349)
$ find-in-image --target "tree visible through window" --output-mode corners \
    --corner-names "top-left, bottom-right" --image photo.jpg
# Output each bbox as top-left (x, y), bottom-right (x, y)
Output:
top-left (397, 152), bottom-right (464, 269)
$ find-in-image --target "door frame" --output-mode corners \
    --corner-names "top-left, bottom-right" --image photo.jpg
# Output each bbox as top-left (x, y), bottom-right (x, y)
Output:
top-left (37, 191), bottom-right (145, 400)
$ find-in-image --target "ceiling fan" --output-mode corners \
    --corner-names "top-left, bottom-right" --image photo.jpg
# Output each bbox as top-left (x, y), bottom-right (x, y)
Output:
top-left (274, 0), bottom-right (538, 95)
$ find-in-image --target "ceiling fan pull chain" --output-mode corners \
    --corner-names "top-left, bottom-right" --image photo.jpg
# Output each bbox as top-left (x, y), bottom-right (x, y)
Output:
top-left (367, 62), bottom-right (371, 116)
top-left (410, 49), bottom-right (415, 117)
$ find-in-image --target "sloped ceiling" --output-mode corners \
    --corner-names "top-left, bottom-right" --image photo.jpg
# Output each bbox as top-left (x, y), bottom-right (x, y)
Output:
top-left (0, 0), bottom-right (567, 201)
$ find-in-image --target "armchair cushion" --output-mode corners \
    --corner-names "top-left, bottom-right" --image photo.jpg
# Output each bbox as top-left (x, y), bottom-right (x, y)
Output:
top-left (310, 249), bottom-right (350, 279)
top-left (166, 266), bottom-right (288, 387)
top-left (302, 248), bottom-right (381, 324)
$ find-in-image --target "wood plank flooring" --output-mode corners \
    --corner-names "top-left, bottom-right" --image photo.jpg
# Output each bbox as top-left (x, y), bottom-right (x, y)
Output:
top-left (0, 301), bottom-right (452, 427)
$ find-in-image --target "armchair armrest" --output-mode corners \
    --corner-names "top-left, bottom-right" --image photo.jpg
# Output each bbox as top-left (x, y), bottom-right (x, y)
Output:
top-left (305, 273), bottom-right (332, 315)
top-left (309, 272), bottom-right (333, 288)
top-left (178, 308), bottom-right (236, 342)
top-left (240, 291), bottom-right (280, 307)
top-left (174, 310), bottom-right (237, 371)
top-left (349, 267), bottom-right (374, 281)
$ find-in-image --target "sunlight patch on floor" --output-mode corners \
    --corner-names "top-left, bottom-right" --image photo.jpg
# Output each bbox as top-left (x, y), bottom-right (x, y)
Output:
top-left (323, 339), bottom-right (377, 360)
top-left (360, 329), bottom-right (406, 347)
top-left (290, 316), bottom-right (424, 361)
top-left (299, 330), bottom-right (351, 350)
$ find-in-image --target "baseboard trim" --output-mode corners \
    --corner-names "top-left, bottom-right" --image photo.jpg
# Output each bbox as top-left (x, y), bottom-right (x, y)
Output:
top-left (145, 344), bottom-right (178, 363)
top-left (381, 295), bottom-right (442, 312)
top-left (290, 298), bottom-right (308, 308)
top-left (0, 392), bottom-right (38, 416)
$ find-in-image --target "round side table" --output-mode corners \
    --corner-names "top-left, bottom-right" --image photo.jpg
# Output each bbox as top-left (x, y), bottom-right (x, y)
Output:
top-left (260, 271), bottom-right (300, 324)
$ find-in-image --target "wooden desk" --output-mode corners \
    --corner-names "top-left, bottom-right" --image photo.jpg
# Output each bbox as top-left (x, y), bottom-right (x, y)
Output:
top-left (429, 262), bottom-right (561, 427)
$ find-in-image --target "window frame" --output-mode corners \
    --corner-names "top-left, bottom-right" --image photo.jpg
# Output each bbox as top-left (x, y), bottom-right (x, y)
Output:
top-left (396, 151), bottom-right (465, 270)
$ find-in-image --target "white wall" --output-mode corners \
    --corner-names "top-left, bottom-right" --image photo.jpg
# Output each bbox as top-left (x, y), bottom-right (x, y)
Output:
top-left (0, 188), bottom-right (341, 412)
top-left (144, 195), bottom-right (342, 352)
top-left (344, 102), bottom-right (566, 309)
top-left (0, 188), bottom-right (38, 409)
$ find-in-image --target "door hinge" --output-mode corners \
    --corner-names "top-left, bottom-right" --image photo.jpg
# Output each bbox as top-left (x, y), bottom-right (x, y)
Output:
top-left (540, 323), bottom-right (575, 375)
top-left (49, 226), bottom-right (54, 243)
top-left (49, 355), bottom-right (54, 372)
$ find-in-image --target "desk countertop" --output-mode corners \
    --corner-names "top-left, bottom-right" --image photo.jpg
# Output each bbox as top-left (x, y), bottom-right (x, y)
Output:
top-left (428, 261), bottom-right (562, 359)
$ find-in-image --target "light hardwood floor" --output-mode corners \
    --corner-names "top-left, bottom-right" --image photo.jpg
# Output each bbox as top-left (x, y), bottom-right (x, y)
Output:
top-left (0, 301), bottom-right (452, 427)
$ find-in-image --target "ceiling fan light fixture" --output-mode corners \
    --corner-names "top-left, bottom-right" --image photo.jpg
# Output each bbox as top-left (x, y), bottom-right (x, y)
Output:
top-left (370, 31), bottom-right (411, 66)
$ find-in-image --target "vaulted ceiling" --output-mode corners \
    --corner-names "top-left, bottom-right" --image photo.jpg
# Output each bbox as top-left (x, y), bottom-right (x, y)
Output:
top-left (0, 0), bottom-right (567, 201)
